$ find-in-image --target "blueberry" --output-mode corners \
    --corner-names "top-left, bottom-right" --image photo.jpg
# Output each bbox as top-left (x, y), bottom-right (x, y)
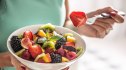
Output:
top-left (50, 53), bottom-right (62, 63)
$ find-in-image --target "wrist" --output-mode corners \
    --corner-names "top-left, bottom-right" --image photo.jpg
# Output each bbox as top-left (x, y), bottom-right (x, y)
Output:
top-left (65, 17), bottom-right (70, 22)
top-left (63, 18), bottom-right (70, 27)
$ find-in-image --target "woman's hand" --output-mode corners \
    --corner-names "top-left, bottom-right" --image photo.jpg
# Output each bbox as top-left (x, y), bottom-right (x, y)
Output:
top-left (0, 52), bottom-right (29, 70)
top-left (68, 7), bottom-right (125, 38)
top-left (87, 7), bottom-right (124, 23)
top-left (10, 55), bottom-right (27, 70)
top-left (0, 52), bottom-right (13, 67)
top-left (85, 7), bottom-right (124, 38)
top-left (65, 7), bottom-right (124, 38)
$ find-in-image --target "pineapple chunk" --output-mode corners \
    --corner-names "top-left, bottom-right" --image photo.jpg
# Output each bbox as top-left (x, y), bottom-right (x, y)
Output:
top-left (37, 30), bottom-right (46, 37)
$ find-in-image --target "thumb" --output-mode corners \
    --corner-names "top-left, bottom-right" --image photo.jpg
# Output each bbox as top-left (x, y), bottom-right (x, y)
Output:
top-left (10, 55), bottom-right (25, 70)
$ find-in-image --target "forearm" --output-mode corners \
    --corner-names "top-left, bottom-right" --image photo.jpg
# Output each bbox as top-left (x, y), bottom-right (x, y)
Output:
top-left (0, 52), bottom-right (13, 67)
top-left (64, 0), bottom-right (70, 27)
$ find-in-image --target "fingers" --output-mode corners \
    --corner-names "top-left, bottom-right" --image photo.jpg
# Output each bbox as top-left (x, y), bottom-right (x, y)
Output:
top-left (93, 22), bottom-right (111, 34)
top-left (62, 67), bottom-right (69, 70)
top-left (87, 7), bottom-right (115, 18)
top-left (78, 24), bottom-right (108, 38)
top-left (96, 7), bottom-right (116, 14)
top-left (91, 24), bottom-right (106, 38)
top-left (77, 21), bottom-right (114, 38)
top-left (10, 55), bottom-right (30, 70)
top-left (91, 18), bottom-right (115, 38)
top-left (87, 7), bottom-right (125, 23)
top-left (78, 24), bottom-right (98, 37)
top-left (77, 19), bottom-right (114, 38)
top-left (96, 18), bottom-right (115, 25)
top-left (110, 12), bottom-right (124, 23)
top-left (95, 18), bottom-right (114, 30)
top-left (10, 56), bottom-right (22, 70)
top-left (21, 66), bottom-right (26, 70)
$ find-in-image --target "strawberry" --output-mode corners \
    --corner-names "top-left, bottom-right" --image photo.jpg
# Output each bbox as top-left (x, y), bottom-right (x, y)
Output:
top-left (29, 44), bottom-right (42, 58)
top-left (23, 30), bottom-right (33, 40)
top-left (70, 11), bottom-right (87, 27)
top-left (64, 42), bottom-right (75, 47)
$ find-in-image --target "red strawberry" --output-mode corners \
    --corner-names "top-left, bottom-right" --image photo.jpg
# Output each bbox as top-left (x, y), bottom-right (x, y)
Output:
top-left (21, 37), bottom-right (32, 49)
top-left (23, 30), bottom-right (33, 40)
top-left (70, 11), bottom-right (87, 27)
top-left (29, 44), bottom-right (42, 58)
top-left (64, 42), bottom-right (75, 47)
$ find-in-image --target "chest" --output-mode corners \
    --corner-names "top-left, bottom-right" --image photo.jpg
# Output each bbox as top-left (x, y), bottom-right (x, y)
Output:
top-left (5, 0), bottom-right (64, 8)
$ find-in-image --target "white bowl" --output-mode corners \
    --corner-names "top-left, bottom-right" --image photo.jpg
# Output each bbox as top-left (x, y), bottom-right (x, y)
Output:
top-left (7, 24), bottom-right (86, 70)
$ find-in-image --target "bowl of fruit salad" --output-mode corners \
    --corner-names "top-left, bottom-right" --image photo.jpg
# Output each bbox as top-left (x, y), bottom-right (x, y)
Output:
top-left (7, 23), bottom-right (86, 70)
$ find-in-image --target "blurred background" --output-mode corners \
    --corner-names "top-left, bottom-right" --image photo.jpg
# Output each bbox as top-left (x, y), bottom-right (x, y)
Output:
top-left (69, 0), bottom-right (126, 70)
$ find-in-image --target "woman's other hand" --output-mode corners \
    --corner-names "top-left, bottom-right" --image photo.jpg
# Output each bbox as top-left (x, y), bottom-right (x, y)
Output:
top-left (10, 53), bottom-right (30, 70)
top-left (0, 52), bottom-right (30, 70)
top-left (78, 7), bottom-right (125, 38)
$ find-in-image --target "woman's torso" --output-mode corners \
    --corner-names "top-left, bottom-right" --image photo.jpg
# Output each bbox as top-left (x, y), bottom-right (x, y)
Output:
top-left (0, 0), bottom-right (66, 52)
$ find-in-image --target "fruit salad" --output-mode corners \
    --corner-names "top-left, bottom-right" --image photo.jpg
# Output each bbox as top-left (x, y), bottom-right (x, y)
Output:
top-left (10, 24), bottom-right (82, 63)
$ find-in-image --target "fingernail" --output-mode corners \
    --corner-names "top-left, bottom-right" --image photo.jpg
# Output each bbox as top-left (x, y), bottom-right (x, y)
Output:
top-left (63, 67), bottom-right (69, 70)
top-left (21, 66), bottom-right (26, 70)
top-left (110, 12), bottom-right (117, 16)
